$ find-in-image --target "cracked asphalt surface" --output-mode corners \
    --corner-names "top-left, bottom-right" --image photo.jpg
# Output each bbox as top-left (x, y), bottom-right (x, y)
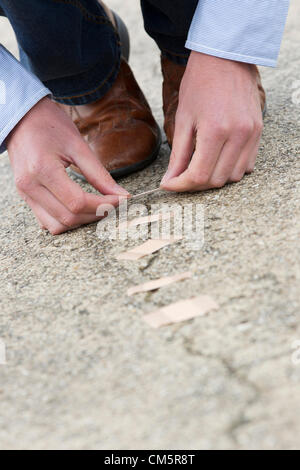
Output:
top-left (0, 1), bottom-right (299, 450)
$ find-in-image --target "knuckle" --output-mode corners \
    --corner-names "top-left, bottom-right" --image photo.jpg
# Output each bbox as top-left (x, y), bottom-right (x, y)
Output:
top-left (235, 121), bottom-right (255, 139)
top-left (211, 123), bottom-right (230, 140)
top-left (254, 119), bottom-right (264, 135)
top-left (230, 171), bottom-right (244, 183)
top-left (189, 171), bottom-right (210, 187)
top-left (28, 160), bottom-right (44, 177)
top-left (60, 213), bottom-right (77, 227)
top-left (15, 174), bottom-right (33, 192)
top-left (67, 195), bottom-right (86, 214)
top-left (102, 172), bottom-right (115, 187)
top-left (210, 176), bottom-right (227, 188)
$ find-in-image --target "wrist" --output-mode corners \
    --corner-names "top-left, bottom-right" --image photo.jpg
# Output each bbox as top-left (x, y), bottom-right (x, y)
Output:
top-left (189, 51), bottom-right (256, 73)
top-left (6, 97), bottom-right (52, 151)
top-left (187, 51), bottom-right (258, 86)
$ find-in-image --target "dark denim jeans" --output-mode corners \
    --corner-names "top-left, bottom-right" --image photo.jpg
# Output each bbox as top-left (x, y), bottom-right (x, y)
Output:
top-left (0, 0), bottom-right (198, 105)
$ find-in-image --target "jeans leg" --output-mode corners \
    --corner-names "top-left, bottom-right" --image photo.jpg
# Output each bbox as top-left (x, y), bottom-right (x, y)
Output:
top-left (0, 0), bottom-right (121, 105)
top-left (140, 0), bottom-right (198, 65)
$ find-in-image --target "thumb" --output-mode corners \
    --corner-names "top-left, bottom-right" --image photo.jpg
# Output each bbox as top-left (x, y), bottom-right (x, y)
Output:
top-left (161, 119), bottom-right (194, 188)
top-left (73, 144), bottom-right (130, 197)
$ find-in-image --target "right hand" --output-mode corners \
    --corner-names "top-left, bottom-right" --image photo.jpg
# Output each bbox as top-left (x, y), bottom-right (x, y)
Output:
top-left (161, 52), bottom-right (263, 193)
top-left (7, 97), bottom-right (129, 235)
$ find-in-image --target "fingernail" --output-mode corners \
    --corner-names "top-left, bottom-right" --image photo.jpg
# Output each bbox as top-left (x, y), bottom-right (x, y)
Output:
top-left (113, 184), bottom-right (130, 196)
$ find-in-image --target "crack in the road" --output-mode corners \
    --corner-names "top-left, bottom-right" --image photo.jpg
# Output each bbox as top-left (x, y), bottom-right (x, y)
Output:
top-left (182, 335), bottom-right (266, 446)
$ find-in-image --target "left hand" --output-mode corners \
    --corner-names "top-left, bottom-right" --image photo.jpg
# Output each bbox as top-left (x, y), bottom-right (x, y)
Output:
top-left (161, 52), bottom-right (264, 192)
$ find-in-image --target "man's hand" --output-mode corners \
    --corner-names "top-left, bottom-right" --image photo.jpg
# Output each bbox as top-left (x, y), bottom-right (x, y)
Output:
top-left (161, 52), bottom-right (264, 192)
top-left (7, 97), bottom-right (129, 235)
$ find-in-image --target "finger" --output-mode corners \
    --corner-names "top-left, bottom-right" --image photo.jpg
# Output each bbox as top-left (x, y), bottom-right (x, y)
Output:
top-left (230, 118), bottom-right (263, 180)
top-left (22, 194), bottom-right (69, 235)
top-left (38, 164), bottom-right (121, 215)
top-left (161, 116), bottom-right (194, 186)
top-left (27, 185), bottom-right (115, 228)
top-left (245, 134), bottom-right (262, 173)
top-left (207, 136), bottom-right (250, 188)
top-left (23, 193), bottom-right (109, 235)
top-left (72, 142), bottom-right (130, 196)
top-left (229, 134), bottom-right (261, 183)
top-left (162, 125), bottom-right (227, 192)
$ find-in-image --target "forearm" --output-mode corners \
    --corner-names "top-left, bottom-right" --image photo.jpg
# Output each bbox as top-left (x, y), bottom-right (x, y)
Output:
top-left (0, 45), bottom-right (50, 153)
top-left (186, 0), bottom-right (291, 67)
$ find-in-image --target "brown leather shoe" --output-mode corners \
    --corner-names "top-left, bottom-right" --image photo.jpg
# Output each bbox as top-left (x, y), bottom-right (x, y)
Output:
top-left (59, 12), bottom-right (161, 180)
top-left (161, 56), bottom-right (186, 148)
top-left (161, 55), bottom-right (267, 148)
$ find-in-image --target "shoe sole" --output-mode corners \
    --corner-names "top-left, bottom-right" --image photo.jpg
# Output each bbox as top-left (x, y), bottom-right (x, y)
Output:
top-left (70, 11), bottom-right (161, 182)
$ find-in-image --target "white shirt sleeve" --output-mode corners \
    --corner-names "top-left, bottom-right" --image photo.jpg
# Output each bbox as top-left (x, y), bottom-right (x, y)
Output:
top-left (0, 45), bottom-right (51, 153)
top-left (186, 0), bottom-right (290, 67)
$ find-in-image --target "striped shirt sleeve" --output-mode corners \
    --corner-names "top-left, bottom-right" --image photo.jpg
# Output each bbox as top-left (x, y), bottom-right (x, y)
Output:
top-left (0, 45), bottom-right (50, 153)
top-left (186, 0), bottom-right (290, 67)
